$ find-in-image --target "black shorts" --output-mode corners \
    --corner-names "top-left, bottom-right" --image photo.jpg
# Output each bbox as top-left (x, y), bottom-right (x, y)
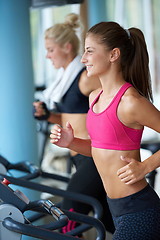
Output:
top-left (107, 184), bottom-right (160, 239)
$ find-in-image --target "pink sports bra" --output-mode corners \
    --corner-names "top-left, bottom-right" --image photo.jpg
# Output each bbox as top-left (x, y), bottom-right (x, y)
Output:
top-left (86, 82), bottom-right (143, 150)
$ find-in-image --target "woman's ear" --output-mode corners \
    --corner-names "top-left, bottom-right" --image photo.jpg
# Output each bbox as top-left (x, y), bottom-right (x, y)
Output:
top-left (63, 42), bottom-right (72, 53)
top-left (110, 48), bottom-right (120, 62)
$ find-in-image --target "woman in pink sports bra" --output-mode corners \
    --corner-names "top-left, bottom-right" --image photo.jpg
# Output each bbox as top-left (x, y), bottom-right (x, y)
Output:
top-left (50, 21), bottom-right (160, 239)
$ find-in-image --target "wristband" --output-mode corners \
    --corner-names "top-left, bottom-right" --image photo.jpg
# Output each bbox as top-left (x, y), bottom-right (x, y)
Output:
top-left (33, 102), bottom-right (50, 120)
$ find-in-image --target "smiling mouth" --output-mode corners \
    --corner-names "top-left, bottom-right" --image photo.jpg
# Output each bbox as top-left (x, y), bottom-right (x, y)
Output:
top-left (86, 65), bottom-right (92, 70)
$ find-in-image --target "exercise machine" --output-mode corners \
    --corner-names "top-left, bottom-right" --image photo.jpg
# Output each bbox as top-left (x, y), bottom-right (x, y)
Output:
top-left (0, 155), bottom-right (106, 239)
top-left (0, 177), bottom-right (106, 240)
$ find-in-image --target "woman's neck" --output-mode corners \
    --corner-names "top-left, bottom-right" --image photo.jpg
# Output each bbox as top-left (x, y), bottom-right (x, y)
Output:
top-left (63, 54), bottom-right (77, 70)
top-left (99, 71), bottom-right (125, 96)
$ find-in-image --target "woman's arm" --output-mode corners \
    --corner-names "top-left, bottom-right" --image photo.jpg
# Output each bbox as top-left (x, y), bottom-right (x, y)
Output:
top-left (117, 94), bottom-right (160, 184)
top-left (47, 112), bottom-right (61, 125)
top-left (50, 122), bottom-right (92, 157)
top-left (33, 101), bottom-right (62, 125)
top-left (117, 153), bottom-right (160, 184)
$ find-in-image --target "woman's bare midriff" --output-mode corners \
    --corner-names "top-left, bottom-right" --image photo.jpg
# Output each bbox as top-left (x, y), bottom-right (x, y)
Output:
top-left (92, 147), bottom-right (148, 199)
top-left (62, 113), bottom-right (89, 156)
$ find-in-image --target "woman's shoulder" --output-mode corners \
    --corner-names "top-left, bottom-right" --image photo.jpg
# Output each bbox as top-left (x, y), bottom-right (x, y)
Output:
top-left (120, 87), bottom-right (142, 115)
top-left (79, 70), bottom-right (101, 96)
top-left (89, 88), bottom-right (102, 104)
top-left (123, 86), bottom-right (149, 109)
top-left (120, 86), bottom-right (154, 124)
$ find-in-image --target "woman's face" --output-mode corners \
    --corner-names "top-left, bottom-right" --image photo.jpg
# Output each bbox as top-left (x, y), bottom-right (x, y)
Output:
top-left (45, 38), bottom-right (69, 69)
top-left (81, 34), bottom-right (111, 77)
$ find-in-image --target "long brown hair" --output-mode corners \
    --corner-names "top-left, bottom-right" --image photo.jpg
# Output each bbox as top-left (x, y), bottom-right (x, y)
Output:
top-left (87, 22), bottom-right (153, 101)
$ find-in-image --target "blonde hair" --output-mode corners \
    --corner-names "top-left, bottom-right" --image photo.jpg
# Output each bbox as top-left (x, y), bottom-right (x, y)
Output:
top-left (45, 13), bottom-right (80, 55)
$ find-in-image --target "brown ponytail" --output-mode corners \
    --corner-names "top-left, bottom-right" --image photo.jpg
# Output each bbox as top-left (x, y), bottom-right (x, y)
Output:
top-left (87, 22), bottom-right (153, 101)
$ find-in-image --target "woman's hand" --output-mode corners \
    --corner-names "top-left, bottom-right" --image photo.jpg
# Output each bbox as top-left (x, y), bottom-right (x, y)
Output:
top-left (117, 156), bottom-right (147, 184)
top-left (50, 122), bottom-right (74, 148)
top-left (33, 101), bottom-right (50, 120)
